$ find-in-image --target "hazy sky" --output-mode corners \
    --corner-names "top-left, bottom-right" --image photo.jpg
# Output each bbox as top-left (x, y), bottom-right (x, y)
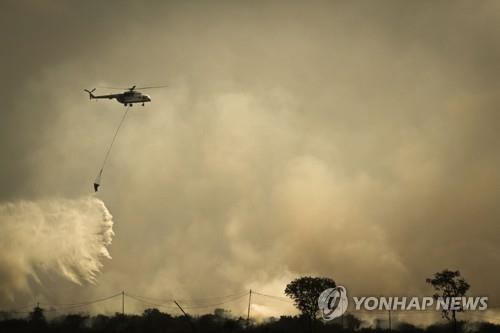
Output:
top-left (1, 0), bottom-right (500, 320)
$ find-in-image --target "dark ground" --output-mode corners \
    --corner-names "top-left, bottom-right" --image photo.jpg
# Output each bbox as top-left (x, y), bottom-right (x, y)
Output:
top-left (1, 307), bottom-right (499, 333)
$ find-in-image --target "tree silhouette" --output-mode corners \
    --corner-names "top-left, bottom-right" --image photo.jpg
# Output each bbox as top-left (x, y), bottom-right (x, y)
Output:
top-left (285, 276), bottom-right (336, 332)
top-left (343, 313), bottom-right (362, 330)
top-left (28, 304), bottom-right (47, 332)
top-left (426, 269), bottom-right (470, 333)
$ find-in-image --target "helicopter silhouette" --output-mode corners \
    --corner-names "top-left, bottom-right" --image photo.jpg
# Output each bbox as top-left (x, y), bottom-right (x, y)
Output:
top-left (84, 85), bottom-right (167, 106)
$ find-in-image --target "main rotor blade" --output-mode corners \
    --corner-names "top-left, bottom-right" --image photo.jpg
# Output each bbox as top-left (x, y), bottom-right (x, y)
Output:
top-left (96, 85), bottom-right (168, 91)
top-left (97, 86), bottom-right (128, 90)
top-left (134, 85), bottom-right (168, 90)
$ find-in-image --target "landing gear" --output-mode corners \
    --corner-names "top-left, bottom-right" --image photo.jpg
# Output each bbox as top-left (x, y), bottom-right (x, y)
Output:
top-left (129, 104), bottom-right (133, 107)
top-left (142, 103), bottom-right (145, 106)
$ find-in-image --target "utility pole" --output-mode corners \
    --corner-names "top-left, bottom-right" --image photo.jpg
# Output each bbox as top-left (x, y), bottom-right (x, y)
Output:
top-left (122, 291), bottom-right (125, 315)
top-left (174, 300), bottom-right (196, 333)
top-left (388, 309), bottom-right (392, 331)
top-left (247, 289), bottom-right (252, 328)
top-left (174, 300), bottom-right (189, 317)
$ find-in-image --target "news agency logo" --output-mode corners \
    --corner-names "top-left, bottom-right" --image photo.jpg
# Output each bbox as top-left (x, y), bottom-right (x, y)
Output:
top-left (318, 286), bottom-right (348, 321)
top-left (318, 286), bottom-right (489, 321)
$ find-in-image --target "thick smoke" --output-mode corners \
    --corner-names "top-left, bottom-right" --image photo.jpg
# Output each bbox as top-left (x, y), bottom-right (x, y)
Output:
top-left (0, 196), bottom-right (113, 300)
top-left (1, 0), bottom-right (500, 320)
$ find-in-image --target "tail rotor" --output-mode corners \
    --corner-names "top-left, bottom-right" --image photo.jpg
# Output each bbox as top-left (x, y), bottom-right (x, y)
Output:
top-left (84, 88), bottom-right (96, 99)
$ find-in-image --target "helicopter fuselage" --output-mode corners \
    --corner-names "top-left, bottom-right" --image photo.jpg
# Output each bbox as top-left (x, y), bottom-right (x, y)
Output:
top-left (116, 91), bottom-right (151, 105)
top-left (84, 88), bottom-right (151, 106)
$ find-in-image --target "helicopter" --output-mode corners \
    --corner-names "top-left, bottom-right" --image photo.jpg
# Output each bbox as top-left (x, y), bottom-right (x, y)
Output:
top-left (84, 85), bottom-right (167, 106)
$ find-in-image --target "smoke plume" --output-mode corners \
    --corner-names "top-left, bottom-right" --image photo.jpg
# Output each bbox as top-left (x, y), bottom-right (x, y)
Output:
top-left (1, 1), bottom-right (500, 320)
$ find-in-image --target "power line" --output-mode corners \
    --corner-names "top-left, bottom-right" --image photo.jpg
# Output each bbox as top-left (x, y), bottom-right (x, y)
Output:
top-left (125, 292), bottom-right (249, 310)
top-left (251, 291), bottom-right (293, 303)
top-left (11, 292), bottom-right (125, 313)
top-left (125, 294), bottom-right (179, 310)
top-left (180, 293), bottom-right (249, 309)
top-left (460, 311), bottom-right (500, 322)
top-left (40, 292), bottom-right (122, 308)
top-left (3, 303), bottom-right (38, 313)
top-left (125, 290), bottom-right (248, 304)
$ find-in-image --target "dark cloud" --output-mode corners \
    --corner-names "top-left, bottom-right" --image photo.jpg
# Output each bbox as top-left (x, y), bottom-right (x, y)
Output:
top-left (1, 0), bottom-right (499, 318)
